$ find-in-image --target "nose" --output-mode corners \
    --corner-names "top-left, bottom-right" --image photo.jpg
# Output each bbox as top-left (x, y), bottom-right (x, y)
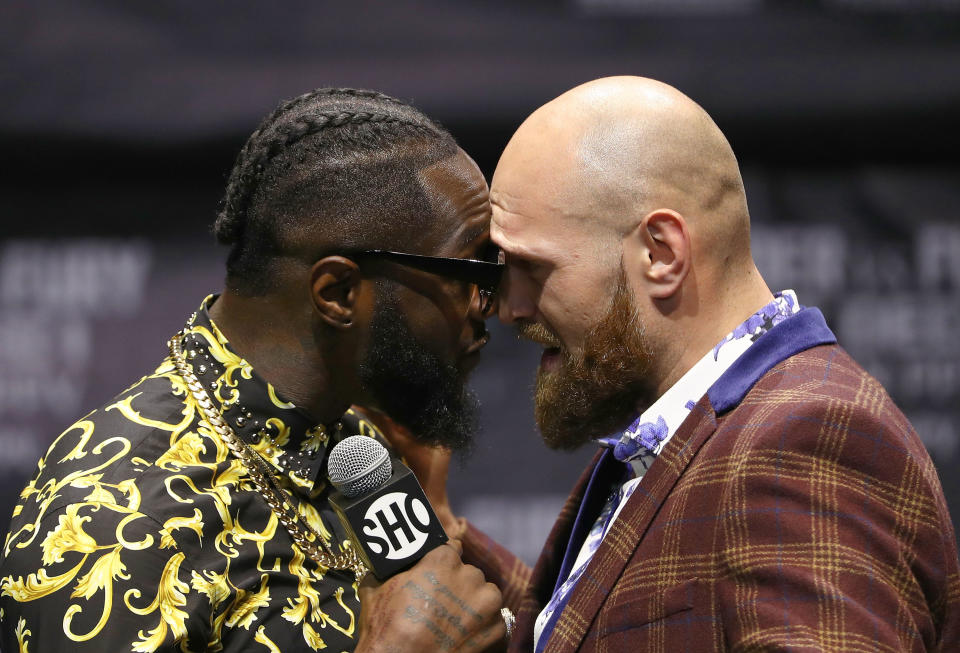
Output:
top-left (497, 265), bottom-right (534, 325)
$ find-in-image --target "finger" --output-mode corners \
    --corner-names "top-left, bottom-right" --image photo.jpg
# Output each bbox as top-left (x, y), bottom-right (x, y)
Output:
top-left (461, 616), bottom-right (509, 652)
top-left (359, 572), bottom-right (381, 592)
top-left (474, 581), bottom-right (504, 616)
top-left (410, 542), bottom-right (461, 574)
top-left (461, 563), bottom-right (486, 587)
top-left (446, 538), bottom-right (463, 557)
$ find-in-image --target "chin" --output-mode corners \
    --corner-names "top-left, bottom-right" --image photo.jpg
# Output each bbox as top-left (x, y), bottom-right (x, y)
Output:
top-left (457, 353), bottom-right (481, 377)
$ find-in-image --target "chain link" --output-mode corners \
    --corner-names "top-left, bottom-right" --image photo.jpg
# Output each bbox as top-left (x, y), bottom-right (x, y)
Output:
top-left (169, 332), bottom-right (367, 580)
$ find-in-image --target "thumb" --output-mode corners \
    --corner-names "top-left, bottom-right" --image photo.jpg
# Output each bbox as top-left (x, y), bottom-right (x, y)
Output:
top-left (358, 572), bottom-right (381, 601)
top-left (446, 538), bottom-right (463, 557)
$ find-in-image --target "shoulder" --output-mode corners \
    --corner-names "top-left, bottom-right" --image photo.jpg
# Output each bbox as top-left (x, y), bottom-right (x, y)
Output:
top-left (713, 344), bottom-right (938, 490)
top-left (6, 355), bottom-right (222, 552)
top-left (695, 345), bottom-right (960, 649)
top-left (709, 343), bottom-right (956, 566)
top-left (41, 355), bottom-right (187, 459)
top-left (729, 344), bottom-right (926, 465)
top-left (0, 497), bottom-right (214, 651)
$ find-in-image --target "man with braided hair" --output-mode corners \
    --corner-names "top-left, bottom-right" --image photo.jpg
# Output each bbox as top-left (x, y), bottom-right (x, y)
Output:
top-left (1, 88), bottom-right (511, 652)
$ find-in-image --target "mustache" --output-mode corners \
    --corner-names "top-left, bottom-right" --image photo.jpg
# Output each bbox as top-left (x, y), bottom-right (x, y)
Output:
top-left (516, 321), bottom-right (562, 349)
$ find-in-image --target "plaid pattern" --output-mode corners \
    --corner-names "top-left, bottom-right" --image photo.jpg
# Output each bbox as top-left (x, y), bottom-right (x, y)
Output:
top-left (503, 344), bottom-right (960, 652)
top-left (461, 520), bottom-right (534, 614)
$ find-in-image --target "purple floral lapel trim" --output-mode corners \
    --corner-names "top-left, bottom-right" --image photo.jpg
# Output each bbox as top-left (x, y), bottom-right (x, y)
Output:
top-left (610, 291), bottom-right (800, 470)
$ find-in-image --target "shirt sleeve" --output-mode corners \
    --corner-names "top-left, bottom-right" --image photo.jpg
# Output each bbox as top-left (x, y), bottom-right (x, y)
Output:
top-left (458, 518), bottom-right (533, 615)
top-left (1, 501), bottom-right (212, 652)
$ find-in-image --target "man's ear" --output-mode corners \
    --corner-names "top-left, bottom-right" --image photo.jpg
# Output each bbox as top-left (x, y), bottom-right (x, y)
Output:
top-left (636, 209), bottom-right (691, 300)
top-left (310, 256), bottom-right (363, 329)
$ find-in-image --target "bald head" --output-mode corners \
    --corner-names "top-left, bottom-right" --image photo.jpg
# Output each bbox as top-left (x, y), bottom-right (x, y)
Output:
top-left (493, 77), bottom-right (774, 401)
top-left (493, 76), bottom-right (752, 271)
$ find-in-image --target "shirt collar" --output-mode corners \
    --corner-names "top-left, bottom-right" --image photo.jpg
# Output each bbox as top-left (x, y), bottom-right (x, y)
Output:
top-left (179, 295), bottom-right (337, 491)
top-left (602, 290), bottom-right (801, 476)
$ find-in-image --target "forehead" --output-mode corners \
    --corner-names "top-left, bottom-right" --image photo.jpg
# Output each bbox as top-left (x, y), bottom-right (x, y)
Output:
top-left (490, 170), bottom-right (588, 260)
top-left (492, 194), bottom-right (600, 277)
top-left (490, 120), bottom-right (586, 240)
top-left (491, 174), bottom-right (619, 280)
top-left (417, 150), bottom-right (491, 250)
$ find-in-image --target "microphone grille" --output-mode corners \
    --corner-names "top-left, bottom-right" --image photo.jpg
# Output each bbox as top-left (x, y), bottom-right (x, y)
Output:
top-left (327, 435), bottom-right (392, 498)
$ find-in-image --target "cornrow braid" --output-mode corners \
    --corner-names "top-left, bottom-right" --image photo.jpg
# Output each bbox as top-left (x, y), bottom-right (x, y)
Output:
top-left (214, 87), bottom-right (459, 295)
top-left (217, 111), bottom-right (438, 246)
top-left (220, 88), bottom-right (406, 225)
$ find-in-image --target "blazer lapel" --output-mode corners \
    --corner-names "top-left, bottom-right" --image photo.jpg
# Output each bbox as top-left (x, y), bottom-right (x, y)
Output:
top-left (509, 449), bottom-right (605, 652)
top-left (543, 396), bottom-right (720, 653)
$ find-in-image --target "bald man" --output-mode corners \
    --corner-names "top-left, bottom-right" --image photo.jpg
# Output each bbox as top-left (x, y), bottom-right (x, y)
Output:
top-left (487, 77), bottom-right (960, 652)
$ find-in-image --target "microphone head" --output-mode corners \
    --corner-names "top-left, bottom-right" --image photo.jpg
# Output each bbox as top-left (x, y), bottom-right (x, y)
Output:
top-left (327, 435), bottom-right (392, 498)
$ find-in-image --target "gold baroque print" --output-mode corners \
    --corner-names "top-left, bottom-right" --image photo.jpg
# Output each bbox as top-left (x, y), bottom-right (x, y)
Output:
top-left (0, 296), bottom-right (366, 651)
top-left (14, 615), bottom-right (32, 653)
top-left (167, 330), bottom-right (366, 579)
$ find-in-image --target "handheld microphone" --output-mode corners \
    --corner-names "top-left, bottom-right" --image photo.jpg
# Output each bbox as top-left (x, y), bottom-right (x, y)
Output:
top-left (328, 435), bottom-right (448, 580)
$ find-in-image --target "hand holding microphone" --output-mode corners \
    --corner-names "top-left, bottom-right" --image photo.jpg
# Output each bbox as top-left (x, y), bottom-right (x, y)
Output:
top-left (328, 436), bottom-right (507, 652)
top-left (347, 405), bottom-right (460, 538)
top-left (328, 435), bottom-right (449, 579)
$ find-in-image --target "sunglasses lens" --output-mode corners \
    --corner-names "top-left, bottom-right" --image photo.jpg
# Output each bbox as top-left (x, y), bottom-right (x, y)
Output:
top-left (480, 243), bottom-right (502, 265)
top-left (479, 288), bottom-right (495, 314)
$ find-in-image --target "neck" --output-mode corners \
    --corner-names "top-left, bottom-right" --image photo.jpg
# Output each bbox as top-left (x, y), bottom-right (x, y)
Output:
top-left (653, 264), bottom-right (774, 398)
top-left (208, 290), bottom-right (350, 424)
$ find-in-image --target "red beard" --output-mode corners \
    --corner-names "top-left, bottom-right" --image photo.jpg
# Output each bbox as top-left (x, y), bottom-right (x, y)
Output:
top-left (520, 270), bottom-right (657, 450)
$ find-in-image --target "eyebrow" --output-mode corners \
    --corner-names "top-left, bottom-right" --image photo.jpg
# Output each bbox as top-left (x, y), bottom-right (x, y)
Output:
top-left (490, 212), bottom-right (550, 264)
top-left (497, 239), bottom-right (550, 266)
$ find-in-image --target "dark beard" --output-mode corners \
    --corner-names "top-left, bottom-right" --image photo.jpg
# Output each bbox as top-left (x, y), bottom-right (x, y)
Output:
top-left (527, 272), bottom-right (655, 450)
top-left (358, 294), bottom-right (478, 452)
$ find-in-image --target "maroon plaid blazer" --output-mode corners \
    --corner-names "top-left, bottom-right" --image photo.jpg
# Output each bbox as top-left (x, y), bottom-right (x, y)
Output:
top-left (465, 309), bottom-right (960, 652)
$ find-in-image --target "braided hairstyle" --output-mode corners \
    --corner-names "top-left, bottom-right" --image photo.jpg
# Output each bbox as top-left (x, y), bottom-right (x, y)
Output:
top-left (214, 87), bottom-right (459, 295)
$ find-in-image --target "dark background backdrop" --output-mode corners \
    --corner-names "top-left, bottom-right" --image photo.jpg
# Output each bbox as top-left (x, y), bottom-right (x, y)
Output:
top-left (1, 0), bottom-right (958, 564)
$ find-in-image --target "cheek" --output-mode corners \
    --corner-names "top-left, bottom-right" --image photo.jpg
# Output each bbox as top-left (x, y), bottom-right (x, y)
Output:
top-left (540, 277), bottom-right (608, 350)
top-left (402, 291), bottom-right (466, 356)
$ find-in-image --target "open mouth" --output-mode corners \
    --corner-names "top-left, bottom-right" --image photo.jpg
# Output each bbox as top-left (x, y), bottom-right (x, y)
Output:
top-left (540, 346), bottom-right (562, 371)
top-left (515, 321), bottom-right (564, 370)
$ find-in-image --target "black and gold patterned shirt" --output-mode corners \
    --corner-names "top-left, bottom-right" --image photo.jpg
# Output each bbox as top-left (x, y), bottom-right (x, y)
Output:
top-left (1, 296), bottom-right (382, 652)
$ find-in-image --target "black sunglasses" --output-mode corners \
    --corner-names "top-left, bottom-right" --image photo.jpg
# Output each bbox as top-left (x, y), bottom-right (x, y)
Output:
top-left (349, 249), bottom-right (504, 313)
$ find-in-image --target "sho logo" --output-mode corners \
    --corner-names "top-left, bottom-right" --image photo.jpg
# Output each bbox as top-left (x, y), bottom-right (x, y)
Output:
top-left (361, 492), bottom-right (431, 559)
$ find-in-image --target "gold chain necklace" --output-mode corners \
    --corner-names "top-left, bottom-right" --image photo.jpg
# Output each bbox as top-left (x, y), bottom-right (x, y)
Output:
top-left (169, 331), bottom-right (367, 580)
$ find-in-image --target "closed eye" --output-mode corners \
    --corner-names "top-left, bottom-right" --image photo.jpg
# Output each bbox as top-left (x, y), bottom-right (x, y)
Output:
top-left (502, 251), bottom-right (550, 279)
